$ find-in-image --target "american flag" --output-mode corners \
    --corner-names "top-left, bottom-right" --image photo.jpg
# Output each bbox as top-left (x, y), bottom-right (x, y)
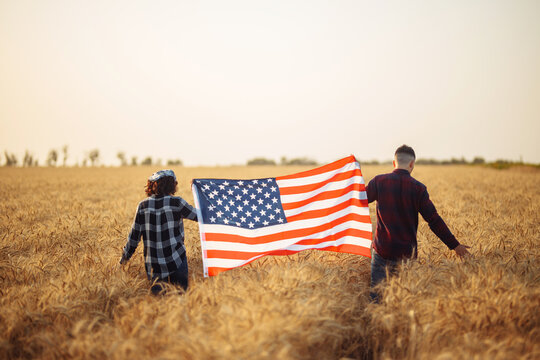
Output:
top-left (192, 155), bottom-right (372, 277)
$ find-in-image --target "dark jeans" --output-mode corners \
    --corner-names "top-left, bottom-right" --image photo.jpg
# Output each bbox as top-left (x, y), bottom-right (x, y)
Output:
top-left (369, 250), bottom-right (400, 303)
top-left (151, 253), bottom-right (189, 295)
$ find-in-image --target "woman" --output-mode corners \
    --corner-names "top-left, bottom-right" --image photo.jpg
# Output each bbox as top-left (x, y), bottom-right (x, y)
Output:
top-left (120, 169), bottom-right (198, 294)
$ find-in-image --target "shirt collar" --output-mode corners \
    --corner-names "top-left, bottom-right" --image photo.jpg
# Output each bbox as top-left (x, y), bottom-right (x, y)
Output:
top-left (392, 168), bottom-right (411, 176)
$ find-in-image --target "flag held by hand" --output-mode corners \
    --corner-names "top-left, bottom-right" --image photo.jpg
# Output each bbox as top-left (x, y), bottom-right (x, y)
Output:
top-left (192, 155), bottom-right (372, 277)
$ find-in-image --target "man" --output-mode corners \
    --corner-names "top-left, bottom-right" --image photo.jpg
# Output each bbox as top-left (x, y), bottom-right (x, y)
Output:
top-left (366, 145), bottom-right (470, 302)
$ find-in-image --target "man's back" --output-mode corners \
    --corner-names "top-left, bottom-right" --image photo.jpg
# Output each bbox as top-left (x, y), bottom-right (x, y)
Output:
top-left (367, 169), bottom-right (459, 260)
top-left (367, 144), bottom-right (470, 303)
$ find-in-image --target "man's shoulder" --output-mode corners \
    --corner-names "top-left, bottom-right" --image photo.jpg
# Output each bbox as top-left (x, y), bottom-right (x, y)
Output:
top-left (407, 175), bottom-right (427, 191)
top-left (372, 171), bottom-right (427, 190)
top-left (370, 172), bottom-right (397, 182)
top-left (370, 172), bottom-right (390, 181)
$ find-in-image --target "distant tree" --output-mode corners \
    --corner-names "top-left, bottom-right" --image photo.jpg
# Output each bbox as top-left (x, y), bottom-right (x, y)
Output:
top-left (23, 150), bottom-right (37, 167)
top-left (88, 149), bottom-right (100, 166)
top-left (131, 156), bottom-right (138, 166)
top-left (167, 159), bottom-right (183, 166)
top-left (472, 156), bottom-right (485, 165)
top-left (416, 158), bottom-right (440, 165)
top-left (141, 156), bottom-right (153, 166)
top-left (450, 157), bottom-right (467, 165)
top-left (117, 151), bottom-right (127, 166)
top-left (4, 151), bottom-right (18, 167)
top-left (62, 145), bottom-right (68, 166)
top-left (490, 159), bottom-right (513, 170)
top-left (23, 151), bottom-right (30, 167)
top-left (281, 157), bottom-right (318, 166)
top-left (247, 157), bottom-right (276, 166)
top-left (360, 159), bottom-right (380, 165)
top-left (47, 149), bottom-right (58, 167)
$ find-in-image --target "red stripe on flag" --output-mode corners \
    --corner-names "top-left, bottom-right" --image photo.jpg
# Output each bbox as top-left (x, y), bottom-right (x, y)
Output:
top-left (320, 244), bottom-right (371, 257)
top-left (207, 245), bottom-right (371, 276)
top-left (278, 169), bottom-right (362, 195)
top-left (206, 228), bottom-right (372, 261)
top-left (294, 228), bottom-right (372, 245)
top-left (207, 249), bottom-right (302, 261)
top-left (281, 183), bottom-right (367, 211)
top-left (208, 267), bottom-right (231, 276)
top-left (276, 155), bottom-right (356, 181)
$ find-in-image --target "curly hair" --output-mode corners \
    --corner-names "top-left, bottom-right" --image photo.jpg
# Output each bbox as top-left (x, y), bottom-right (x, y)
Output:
top-left (145, 176), bottom-right (178, 197)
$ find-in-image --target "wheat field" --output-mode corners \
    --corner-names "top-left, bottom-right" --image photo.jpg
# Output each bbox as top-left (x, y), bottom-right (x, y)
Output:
top-left (0, 164), bottom-right (538, 359)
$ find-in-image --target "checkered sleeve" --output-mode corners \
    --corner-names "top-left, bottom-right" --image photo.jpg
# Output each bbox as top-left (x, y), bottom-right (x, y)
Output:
top-left (122, 203), bottom-right (143, 261)
top-left (179, 198), bottom-right (198, 221)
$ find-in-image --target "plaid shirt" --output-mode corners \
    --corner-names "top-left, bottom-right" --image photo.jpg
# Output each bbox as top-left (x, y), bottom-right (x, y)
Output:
top-left (122, 195), bottom-right (198, 279)
top-left (366, 169), bottom-right (459, 261)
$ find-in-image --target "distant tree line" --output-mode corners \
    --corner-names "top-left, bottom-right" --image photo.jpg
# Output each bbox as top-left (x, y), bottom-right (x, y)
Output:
top-left (116, 152), bottom-right (183, 167)
top-left (245, 156), bottom-right (536, 169)
top-left (1, 149), bottom-right (535, 169)
top-left (357, 156), bottom-right (490, 166)
top-left (1, 147), bottom-right (183, 167)
top-left (414, 156), bottom-right (487, 165)
top-left (247, 157), bottom-right (319, 166)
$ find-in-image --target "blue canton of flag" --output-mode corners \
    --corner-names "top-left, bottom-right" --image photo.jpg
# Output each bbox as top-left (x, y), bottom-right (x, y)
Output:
top-left (192, 178), bottom-right (287, 229)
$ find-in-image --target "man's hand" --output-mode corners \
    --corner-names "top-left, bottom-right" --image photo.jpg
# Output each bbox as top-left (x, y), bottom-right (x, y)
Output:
top-left (454, 244), bottom-right (471, 257)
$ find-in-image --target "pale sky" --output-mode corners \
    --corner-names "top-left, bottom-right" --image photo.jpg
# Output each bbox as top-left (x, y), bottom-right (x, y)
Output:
top-left (1, 0), bottom-right (539, 166)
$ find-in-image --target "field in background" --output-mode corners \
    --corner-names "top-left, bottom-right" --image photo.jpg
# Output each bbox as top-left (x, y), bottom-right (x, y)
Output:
top-left (0, 165), bottom-right (538, 359)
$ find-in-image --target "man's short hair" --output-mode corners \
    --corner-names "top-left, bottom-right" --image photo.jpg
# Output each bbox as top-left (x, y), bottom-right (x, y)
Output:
top-left (395, 145), bottom-right (416, 165)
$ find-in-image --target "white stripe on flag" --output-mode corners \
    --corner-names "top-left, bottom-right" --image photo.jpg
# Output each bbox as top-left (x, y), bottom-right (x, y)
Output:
top-left (206, 255), bottom-right (266, 269)
top-left (282, 191), bottom-right (368, 218)
top-left (278, 175), bottom-right (366, 203)
top-left (286, 237), bottom-right (371, 251)
top-left (192, 183), bottom-right (210, 277)
top-left (275, 161), bottom-right (359, 188)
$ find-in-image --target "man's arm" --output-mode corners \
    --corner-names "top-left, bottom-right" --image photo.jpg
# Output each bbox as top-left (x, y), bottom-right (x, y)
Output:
top-left (120, 205), bottom-right (143, 264)
top-left (418, 189), bottom-right (462, 251)
top-left (179, 199), bottom-right (198, 221)
top-left (365, 177), bottom-right (377, 204)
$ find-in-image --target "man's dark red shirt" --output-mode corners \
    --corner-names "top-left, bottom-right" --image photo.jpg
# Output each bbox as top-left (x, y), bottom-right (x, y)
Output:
top-left (366, 169), bottom-right (459, 260)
